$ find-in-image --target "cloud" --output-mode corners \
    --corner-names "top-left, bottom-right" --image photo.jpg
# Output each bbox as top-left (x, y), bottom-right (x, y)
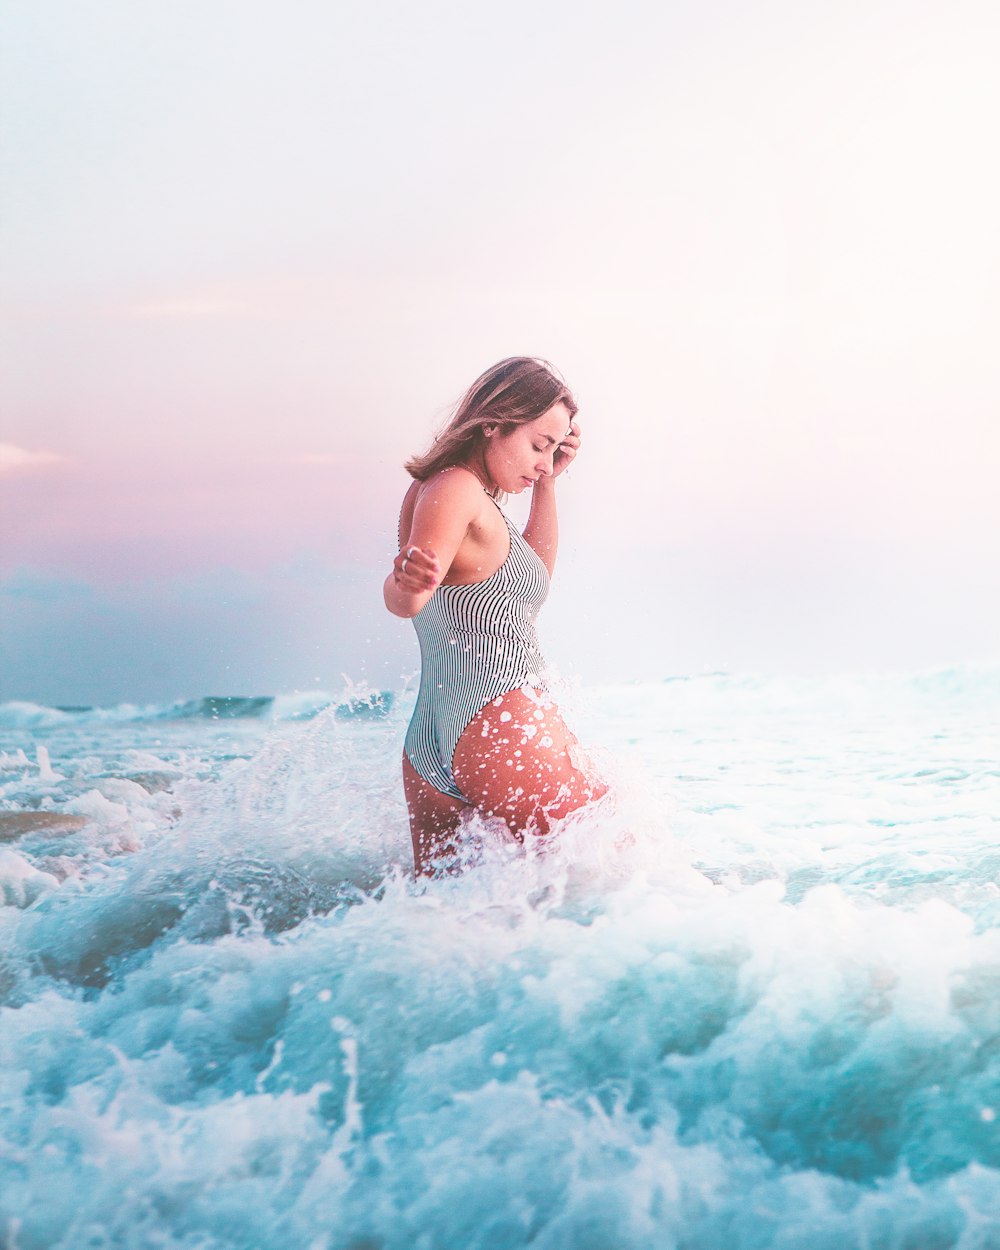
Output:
top-left (0, 444), bottom-right (64, 474)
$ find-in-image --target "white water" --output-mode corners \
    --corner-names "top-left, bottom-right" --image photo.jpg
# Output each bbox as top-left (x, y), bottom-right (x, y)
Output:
top-left (1, 667), bottom-right (998, 1248)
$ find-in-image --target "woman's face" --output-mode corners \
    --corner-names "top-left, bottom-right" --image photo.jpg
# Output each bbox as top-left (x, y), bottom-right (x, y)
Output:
top-left (483, 401), bottom-right (573, 493)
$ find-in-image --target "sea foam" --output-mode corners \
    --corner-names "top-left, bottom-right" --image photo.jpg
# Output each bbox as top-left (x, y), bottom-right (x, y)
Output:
top-left (1, 667), bottom-right (998, 1247)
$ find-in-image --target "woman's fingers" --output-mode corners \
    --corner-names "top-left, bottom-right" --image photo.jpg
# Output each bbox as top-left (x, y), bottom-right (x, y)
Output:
top-left (552, 422), bottom-right (581, 476)
top-left (395, 565), bottom-right (435, 590)
top-left (405, 546), bottom-right (439, 580)
top-left (395, 544), bottom-right (440, 590)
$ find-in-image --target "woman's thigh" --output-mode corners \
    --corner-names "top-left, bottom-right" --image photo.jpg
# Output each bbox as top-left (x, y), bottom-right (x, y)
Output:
top-left (452, 687), bottom-right (606, 837)
top-left (402, 751), bottom-right (468, 874)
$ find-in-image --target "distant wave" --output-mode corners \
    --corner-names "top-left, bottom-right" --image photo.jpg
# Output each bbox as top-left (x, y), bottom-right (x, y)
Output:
top-left (0, 690), bottom-right (395, 729)
top-left (2, 661), bottom-right (996, 731)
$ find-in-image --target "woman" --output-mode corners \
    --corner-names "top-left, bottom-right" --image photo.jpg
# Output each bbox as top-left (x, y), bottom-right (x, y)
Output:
top-left (384, 357), bottom-right (607, 875)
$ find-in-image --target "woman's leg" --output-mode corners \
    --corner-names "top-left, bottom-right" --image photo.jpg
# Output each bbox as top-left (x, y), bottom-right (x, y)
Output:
top-left (402, 751), bottom-right (469, 875)
top-left (452, 688), bottom-right (607, 840)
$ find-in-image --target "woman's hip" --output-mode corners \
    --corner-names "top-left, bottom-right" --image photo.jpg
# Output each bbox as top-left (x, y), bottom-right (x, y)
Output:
top-left (451, 686), bottom-right (606, 833)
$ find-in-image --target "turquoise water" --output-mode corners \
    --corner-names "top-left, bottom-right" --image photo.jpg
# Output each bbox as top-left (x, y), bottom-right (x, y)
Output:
top-left (1, 668), bottom-right (998, 1248)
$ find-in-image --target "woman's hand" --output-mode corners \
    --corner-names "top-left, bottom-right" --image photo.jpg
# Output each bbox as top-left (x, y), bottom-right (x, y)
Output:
top-left (393, 544), bottom-right (440, 593)
top-left (550, 419), bottom-right (581, 480)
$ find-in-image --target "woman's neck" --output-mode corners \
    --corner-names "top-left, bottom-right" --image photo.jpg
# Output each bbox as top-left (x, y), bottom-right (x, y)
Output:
top-left (461, 454), bottom-right (498, 498)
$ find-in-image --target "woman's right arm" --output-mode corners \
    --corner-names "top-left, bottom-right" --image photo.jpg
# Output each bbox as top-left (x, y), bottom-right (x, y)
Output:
top-left (383, 472), bottom-right (482, 619)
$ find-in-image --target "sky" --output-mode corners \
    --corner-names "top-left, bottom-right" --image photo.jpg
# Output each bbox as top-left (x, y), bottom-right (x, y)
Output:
top-left (2, 0), bottom-right (999, 705)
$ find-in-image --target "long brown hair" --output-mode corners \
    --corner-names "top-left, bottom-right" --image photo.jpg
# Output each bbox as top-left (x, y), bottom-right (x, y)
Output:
top-left (405, 357), bottom-right (577, 481)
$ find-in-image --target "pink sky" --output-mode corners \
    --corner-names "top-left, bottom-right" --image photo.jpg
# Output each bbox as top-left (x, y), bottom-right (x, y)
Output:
top-left (3, 1), bottom-right (999, 702)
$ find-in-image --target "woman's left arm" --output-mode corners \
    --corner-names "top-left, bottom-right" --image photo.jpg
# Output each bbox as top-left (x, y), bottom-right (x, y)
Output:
top-left (522, 419), bottom-right (581, 577)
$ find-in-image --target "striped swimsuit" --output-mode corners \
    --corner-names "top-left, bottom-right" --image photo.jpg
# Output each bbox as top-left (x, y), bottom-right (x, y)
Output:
top-left (404, 502), bottom-right (550, 802)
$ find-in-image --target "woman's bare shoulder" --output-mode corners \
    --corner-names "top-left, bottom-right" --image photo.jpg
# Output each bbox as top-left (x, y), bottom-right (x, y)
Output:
top-left (398, 466), bottom-right (484, 546)
top-left (413, 465), bottom-right (485, 509)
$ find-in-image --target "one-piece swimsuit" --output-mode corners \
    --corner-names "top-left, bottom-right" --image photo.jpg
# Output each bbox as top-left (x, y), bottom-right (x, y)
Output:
top-left (404, 499), bottom-right (550, 802)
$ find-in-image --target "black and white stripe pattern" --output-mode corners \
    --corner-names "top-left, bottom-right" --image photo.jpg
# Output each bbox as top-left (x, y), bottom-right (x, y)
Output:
top-left (404, 509), bottom-right (550, 801)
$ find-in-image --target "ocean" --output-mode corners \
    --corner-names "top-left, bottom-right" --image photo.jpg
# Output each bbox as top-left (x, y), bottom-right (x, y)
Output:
top-left (1, 667), bottom-right (998, 1249)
